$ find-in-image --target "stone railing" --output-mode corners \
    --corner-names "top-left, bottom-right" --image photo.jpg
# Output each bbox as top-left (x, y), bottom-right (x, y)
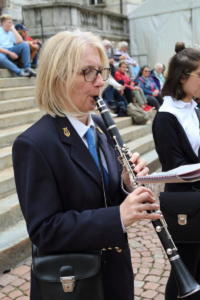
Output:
top-left (22, 2), bottom-right (129, 42)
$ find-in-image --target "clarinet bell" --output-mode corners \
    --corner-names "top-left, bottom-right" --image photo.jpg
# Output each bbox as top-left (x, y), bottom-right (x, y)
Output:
top-left (172, 259), bottom-right (200, 298)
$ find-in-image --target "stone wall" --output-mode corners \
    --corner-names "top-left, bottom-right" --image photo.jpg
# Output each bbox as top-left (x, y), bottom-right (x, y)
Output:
top-left (22, 2), bottom-right (129, 42)
top-left (1, 0), bottom-right (145, 21)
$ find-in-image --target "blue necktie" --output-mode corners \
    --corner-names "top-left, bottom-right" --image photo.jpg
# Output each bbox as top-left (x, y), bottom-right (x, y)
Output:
top-left (85, 127), bottom-right (100, 169)
top-left (85, 127), bottom-right (109, 186)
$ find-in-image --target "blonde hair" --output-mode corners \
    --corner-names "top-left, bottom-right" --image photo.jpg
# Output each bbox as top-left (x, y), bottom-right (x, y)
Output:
top-left (0, 15), bottom-right (12, 24)
top-left (36, 30), bottom-right (108, 116)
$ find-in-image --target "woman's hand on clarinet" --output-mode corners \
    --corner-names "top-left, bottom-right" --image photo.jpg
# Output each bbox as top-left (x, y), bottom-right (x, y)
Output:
top-left (122, 152), bottom-right (149, 190)
top-left (120, 186), bottom-right (161, 228)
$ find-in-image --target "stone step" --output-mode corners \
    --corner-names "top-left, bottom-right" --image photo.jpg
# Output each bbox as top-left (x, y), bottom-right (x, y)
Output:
top-left (0, 220), bottom-right (31, 273)
top-left (0, 97), bottom-right (36, 114)
top-left (0, 108), bottom-right (43, 129)
top-left (0, 77), bottom-right (36, 88)
top-left (127, 133), bottom-right (155, 156)
top-left (0, 167), bottom-right (15, 199)
top-left (0, 194), bottom-right (23, 232)
top-left (0, 86), bottom-right (35, 101)
top-left (114, 116), bottom-right (133, 130)
top-left (0, 69), bottom-right (15, 78)
top-left (0, 133), bottom-right (157, 228)
top-left (143, 149), bottom-right (160, 173)
top-left (0, 129), bottom-right (153, 171)
top-left (0, 123), bottom-right (33, 148)
top-left (0, 115), bottom-right (130, 148)
top-left (0, 145), bottom-right (12, 170)
top-left (120, 123), bottom-right (151, 143)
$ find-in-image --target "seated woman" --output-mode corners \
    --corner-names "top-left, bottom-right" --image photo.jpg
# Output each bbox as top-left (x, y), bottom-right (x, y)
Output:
top-left (151, 63), bottom-right (165, 91)
top-left (137, 65), bottom-right (164, 110)
top-left (114, 61), bottom-right (153, 111)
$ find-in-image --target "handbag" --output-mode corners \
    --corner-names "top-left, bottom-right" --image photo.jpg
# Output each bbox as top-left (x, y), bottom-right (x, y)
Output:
top-left (160, 192), bottom-right (200, 243)
top-left (32, 245), bottom-right (104, 300)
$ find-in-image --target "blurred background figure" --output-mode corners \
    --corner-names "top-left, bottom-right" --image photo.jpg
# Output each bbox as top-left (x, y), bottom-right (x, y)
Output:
top-left (151, 62), bottom-right (165, 91)
top-left (15, 23), bottom-right (41, 69)
top-left (115, 41), bottom-right (140, 80)
top-left (0, 15), bottom-right (36, 77)
top-left (115, 61), bottom-right (153, 111)
top-left (136, 65), bottom-right (163, 110)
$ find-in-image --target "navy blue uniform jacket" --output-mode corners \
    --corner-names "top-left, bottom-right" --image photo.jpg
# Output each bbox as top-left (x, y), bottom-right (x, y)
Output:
top-left (12, 114), bottom-right (134, 300)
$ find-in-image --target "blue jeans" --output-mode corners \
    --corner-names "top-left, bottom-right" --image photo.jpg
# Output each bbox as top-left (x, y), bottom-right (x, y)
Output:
top-left (0, 42), bottom-right (30, 75)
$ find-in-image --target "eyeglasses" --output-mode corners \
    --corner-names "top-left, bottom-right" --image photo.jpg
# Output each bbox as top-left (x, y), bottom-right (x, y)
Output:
top-left (80, 67), bottom-right (110, 82)
top-left (187, 73), bottom-right (200, 78)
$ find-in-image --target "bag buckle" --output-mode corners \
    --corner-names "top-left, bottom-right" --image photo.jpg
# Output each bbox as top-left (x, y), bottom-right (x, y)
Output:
top-left (177, 214), bottom-right (187, 225)
top-left (60, 276), bottom-right (75, 292)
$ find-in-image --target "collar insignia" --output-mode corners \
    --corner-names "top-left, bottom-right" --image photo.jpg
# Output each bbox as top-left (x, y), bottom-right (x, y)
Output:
top-left (63, 127), bottom-right (70, 137)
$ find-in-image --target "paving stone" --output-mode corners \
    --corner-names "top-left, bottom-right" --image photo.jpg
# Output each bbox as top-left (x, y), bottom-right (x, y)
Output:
top-left (10, 266), bottom-right (30, 276)
top-left (0, 293), bottom-right (5, 299)
top-left (19, 282), bottom-right (29, 292)
top-left (8, 290), bottom-right (23, 299)
top-left (141, 289), bottom-right (158, 298)
top-left (11, 278), bottom-right (25, 287)
top-left (0, 285), bottom-right (15, 294)
top-left (143, 282), bottom-right (160, 290)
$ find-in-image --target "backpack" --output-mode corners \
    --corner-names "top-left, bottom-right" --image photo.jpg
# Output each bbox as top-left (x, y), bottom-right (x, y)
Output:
top-left (127, 103), bottom-right (150, 125)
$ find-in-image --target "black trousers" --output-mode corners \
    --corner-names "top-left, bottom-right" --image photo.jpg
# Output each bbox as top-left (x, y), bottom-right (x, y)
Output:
top-left (147, 94), bottom-right (163, 110)
top-left (165, 243), bottom-right (200, 299)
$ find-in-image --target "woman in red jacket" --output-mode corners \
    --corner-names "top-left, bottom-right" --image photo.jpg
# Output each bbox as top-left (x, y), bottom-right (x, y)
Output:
top-left (114, 61), bottom-right (153, 111)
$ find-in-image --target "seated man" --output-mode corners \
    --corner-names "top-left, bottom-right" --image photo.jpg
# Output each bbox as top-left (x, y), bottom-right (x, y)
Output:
top-left (0, 15), bottom-right (36, 77)
top-left (15, 23), bottom-right (41, 69)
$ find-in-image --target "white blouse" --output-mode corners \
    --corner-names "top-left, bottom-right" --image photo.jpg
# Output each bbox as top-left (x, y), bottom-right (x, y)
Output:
top-left (159, 96), bottom-right (200, 156)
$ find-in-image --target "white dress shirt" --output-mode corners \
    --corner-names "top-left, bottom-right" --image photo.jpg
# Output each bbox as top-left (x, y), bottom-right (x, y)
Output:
top-left (159, 96), bottom-right (200, 156)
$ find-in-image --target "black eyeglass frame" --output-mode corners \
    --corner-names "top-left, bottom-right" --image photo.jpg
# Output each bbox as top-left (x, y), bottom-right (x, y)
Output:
top-left (80, 67), bottom-right (111, 82)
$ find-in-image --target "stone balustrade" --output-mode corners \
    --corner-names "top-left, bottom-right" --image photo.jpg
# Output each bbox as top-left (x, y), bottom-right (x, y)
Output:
top-left (22, 2), bottom-right (129, 42)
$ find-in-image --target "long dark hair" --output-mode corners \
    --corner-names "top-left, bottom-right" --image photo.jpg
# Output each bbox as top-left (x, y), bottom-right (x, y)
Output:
top-left (162, 42), bottom-right (200, 100)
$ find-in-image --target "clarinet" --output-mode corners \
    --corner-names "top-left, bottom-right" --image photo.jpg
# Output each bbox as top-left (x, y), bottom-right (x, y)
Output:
top-left (94, 96), bottom-right (200, 299)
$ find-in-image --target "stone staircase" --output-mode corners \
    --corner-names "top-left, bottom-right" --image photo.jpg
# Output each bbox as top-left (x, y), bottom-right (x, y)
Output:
top-left (0, 69), bottom-right (160, 273)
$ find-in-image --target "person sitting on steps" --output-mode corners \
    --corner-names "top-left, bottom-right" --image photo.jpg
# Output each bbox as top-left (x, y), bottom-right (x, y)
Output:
top-left (0, 15), bottom-right (36, 77)
top-left (15, 23), bottom-right (41, 69)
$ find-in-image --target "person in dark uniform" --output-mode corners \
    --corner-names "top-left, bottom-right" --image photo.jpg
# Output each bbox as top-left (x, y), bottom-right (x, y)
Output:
top-left (152, 42), bottom-right (200, 299)
top-left (12, 30), bottom-right (160, 300)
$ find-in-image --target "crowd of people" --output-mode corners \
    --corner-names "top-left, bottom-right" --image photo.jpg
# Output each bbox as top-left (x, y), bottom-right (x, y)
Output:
top-left (0, 14), bottom-right (41, 77)
top-left (0, 14), bottom-right (165, 123)
top-left (102, 39), bottom-right (165, 122)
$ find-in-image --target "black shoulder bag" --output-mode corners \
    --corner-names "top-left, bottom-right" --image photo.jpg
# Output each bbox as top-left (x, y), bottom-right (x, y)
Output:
top-left (32, 245), bottom-right (104, 300)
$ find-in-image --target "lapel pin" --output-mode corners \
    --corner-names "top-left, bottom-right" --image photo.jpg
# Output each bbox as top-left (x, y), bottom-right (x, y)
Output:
top-left (63, 127), bottom-right (70, 137)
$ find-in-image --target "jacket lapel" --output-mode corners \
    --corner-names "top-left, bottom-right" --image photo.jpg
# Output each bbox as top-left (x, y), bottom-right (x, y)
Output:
top-left (54, 116), bottom-right (102, 188)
